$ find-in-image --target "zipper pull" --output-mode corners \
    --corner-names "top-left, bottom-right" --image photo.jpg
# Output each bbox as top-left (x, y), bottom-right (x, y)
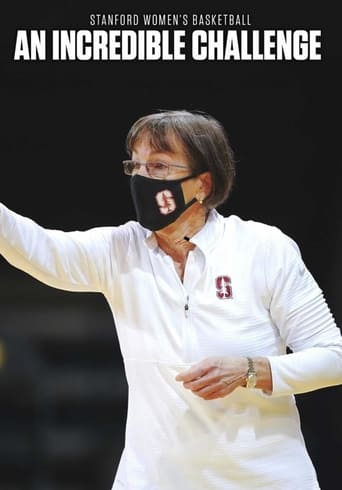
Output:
top-left (184, 296), bottom-right (189, 317)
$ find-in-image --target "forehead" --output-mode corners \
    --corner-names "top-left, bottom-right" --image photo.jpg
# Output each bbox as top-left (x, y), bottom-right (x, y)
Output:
top-left (132, 132), bottom-right (188, 159)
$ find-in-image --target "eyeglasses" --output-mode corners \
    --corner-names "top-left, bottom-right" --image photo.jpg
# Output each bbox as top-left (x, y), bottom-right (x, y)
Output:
top-left (123, 160), bottom-right (190, 179)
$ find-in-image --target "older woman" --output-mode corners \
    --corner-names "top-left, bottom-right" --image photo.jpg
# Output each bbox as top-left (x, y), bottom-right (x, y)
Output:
top-left (0, 110), bottom-right (341, 490)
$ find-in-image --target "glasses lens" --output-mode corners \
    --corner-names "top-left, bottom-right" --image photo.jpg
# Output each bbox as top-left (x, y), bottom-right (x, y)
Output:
top-left (146, 162), bottom-right (169, 178)
top-left (123, 161), bottom-right (170, 178)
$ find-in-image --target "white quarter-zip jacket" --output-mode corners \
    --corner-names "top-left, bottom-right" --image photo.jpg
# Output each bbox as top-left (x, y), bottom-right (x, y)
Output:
top-left (1, 202), bottom-right (341, 489)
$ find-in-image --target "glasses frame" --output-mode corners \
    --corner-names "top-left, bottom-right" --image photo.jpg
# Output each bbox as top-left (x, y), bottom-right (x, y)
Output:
top-left (122, 160), bottom-right (190, 179)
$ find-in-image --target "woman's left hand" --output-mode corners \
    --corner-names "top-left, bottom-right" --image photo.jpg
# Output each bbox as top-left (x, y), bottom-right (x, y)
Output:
top-left (175, 356), bottom-right (248, 400)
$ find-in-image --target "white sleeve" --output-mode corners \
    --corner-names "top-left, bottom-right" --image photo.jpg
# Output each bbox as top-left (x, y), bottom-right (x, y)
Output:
top-left (0, 202), bottom-right (114, 293)
top-left (265, 228), bottom-right (342, 397)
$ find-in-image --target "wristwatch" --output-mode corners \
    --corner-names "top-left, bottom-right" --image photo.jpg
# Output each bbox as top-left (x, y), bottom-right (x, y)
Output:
top-left (246, 357), bottom-right (257, 389)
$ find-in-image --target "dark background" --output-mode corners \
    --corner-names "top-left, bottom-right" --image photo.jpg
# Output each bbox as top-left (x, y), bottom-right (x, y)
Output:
top-left (0, 3), bottom-right (341, 490)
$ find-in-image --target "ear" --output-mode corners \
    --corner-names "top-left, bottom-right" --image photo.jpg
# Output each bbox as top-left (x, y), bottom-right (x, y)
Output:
top-left (197, 171), bottom-right (212, 199)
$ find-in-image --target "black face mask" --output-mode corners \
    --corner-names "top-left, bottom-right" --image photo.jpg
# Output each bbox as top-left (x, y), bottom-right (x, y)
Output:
top-left (130, 174), bottom-right (197, 231)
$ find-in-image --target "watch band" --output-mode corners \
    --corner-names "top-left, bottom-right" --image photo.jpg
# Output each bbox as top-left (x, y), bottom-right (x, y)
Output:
top-left (246, 357), bottom-right (257, 389)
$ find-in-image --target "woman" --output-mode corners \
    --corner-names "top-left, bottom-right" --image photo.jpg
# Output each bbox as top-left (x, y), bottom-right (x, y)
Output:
top-left (0, 110), bottom-right (341, 489)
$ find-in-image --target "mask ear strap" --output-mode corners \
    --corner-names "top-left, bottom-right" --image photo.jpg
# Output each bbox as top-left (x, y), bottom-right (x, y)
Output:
top-left (183, 197), bottom-right (197, 210)
top-left (180, 171), bottom-right (207, 209)
top-left (179, 170), bottom-right (206, 183)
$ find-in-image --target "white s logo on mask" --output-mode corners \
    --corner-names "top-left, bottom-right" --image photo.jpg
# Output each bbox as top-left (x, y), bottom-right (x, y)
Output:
top-left (155, 190), bottom-right (177, 215)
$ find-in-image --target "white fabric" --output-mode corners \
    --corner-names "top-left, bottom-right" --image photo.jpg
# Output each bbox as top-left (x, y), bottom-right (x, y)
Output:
top-left (1, 202), bottom-right (342, 490)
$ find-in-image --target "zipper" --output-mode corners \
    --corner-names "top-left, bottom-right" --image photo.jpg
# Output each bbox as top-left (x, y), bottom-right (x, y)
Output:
top-left (162, 254), bottom-right (191, 320)
top-left (184, 295), bottom-right (189, 318)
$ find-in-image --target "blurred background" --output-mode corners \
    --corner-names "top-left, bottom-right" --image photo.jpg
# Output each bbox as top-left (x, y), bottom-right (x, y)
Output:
top-left (0, 3), bottom-right (341, 490)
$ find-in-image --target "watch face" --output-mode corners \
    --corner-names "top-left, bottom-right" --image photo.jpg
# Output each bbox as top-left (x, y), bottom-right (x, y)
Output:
top-left (247, 372), bottom-right (257, 389)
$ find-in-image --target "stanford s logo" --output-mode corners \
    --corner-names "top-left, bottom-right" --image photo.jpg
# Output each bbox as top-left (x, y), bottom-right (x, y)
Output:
top-left (215, 276), bottom-right (233, 299)
top-left (155, 190), bottom-right (176, 215)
